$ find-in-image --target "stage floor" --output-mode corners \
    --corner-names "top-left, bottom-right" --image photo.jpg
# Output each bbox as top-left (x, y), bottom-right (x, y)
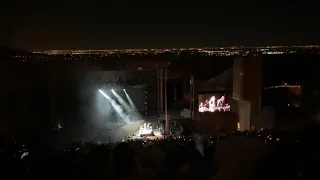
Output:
top-left (108, 120), bottom-right (145, 141)
top-left (115, 117), bottom-right (164, 141)
top-left (128, 131), bottom-right (164, 140)
top-left (85, 115), bottom-right (164, 142)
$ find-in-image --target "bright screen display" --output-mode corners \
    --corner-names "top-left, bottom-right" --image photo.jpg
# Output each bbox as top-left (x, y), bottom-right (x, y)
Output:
top-left (198, 94), bottom-right (231, 112)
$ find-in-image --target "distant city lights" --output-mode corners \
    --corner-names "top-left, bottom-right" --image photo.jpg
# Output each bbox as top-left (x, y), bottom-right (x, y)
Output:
top-left (32, 45), bottom-right (320, 57)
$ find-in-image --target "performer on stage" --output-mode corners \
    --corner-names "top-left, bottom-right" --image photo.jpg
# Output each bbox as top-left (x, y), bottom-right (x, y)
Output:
top-left (224, 103), bottom-right (231, 111)
top-left (217, 96), bottom-right (225, 107)
top-left (199, 102), bottom-right (205, 112)
top-left (208, 96), bottom-right (216, 112)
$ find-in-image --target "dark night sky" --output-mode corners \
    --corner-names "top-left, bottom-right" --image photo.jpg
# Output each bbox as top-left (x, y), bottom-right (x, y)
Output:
top-left (0, 0), bottom-right (319, 51)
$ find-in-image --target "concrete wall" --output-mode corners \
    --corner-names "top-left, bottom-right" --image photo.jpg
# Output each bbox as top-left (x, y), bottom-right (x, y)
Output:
top-left (195, 112), bottom-right (238, 134)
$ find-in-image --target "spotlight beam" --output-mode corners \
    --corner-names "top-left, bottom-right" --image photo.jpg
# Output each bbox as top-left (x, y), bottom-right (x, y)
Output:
top-left (99, 89), bottom-right (129, 123)
top-left (124, 90), bottom-right (138, 110)
top-left (111, 90), bottom-right (131, 110)
top-left (112, 90), bottom-right (142, 119)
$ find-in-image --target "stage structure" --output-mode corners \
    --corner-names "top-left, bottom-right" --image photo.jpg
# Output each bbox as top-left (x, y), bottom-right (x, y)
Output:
top-left (190, 76), bottom-right (195, 120)
top-left (94, 69), bottom-right (171, 134)
top-left (157, 69), bottom-right (170, 134)
top-left (192, 69), bottom-right (237, 134)
top-left (157, 69), bottom-right (182, 134)
top-left (89, 68), bottom-right (173, 134)
top-left (196, 92), bottom-right (237, 134)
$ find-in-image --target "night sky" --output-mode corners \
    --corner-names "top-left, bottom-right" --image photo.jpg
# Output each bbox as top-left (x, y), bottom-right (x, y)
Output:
top-left (1, 0), bottom-right (319, 51)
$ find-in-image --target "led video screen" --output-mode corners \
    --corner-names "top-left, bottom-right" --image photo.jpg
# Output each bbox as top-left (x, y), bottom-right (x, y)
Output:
top-left (198, 94), bottom-right (231, 112)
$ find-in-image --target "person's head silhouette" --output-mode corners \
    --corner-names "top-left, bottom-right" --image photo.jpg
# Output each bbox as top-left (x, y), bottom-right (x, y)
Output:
top-left (112, 142), bottom-right (140, 175)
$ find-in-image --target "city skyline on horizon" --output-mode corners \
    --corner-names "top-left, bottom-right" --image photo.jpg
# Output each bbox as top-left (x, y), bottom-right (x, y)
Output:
top-left (31, 44), bottom-right (320, 52)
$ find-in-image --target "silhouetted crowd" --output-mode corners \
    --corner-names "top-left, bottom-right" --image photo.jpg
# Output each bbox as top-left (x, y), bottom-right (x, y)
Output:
top-left (1, 128), bottom-right (320, 180)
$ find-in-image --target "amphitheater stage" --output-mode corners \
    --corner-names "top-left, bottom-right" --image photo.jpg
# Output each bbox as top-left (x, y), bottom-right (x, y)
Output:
top-left (108, 120), bottom-right (145, 141)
